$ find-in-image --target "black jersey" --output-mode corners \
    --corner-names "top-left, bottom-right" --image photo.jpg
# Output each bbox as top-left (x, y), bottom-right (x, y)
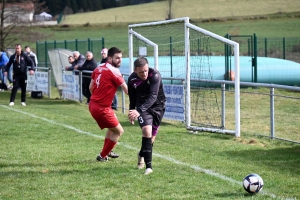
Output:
top-left (128, 67), bottom-right (166, 113)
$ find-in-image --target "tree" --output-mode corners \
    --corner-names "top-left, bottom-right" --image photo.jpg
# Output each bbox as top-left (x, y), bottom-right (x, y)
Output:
top-left (0, 0), bottom-right (49, 51)
top-left (166, 0), bottom-right (173, 20)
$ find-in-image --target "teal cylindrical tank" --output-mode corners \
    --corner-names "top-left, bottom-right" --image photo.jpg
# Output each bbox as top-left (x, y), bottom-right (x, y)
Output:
top-left (120, 56), bottom-right (300, 86)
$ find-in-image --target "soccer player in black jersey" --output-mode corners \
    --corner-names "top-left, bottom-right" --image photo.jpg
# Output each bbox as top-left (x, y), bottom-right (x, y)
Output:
top-left (127, 57), bottom-right (166, 175)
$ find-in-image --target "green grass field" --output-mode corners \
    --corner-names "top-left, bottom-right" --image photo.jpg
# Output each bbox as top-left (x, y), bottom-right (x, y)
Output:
top-left (1, 2), bottom-right (300, 199)
top-left (0, 90), bottom-right (299, 199)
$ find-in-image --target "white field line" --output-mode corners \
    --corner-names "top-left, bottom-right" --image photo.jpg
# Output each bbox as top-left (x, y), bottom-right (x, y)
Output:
top-left (1, 105), bottom-right (295, 200)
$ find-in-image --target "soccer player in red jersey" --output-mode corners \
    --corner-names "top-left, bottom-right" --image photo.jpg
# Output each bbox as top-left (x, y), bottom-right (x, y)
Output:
top-left (89, 47), bottom-right (128, 162)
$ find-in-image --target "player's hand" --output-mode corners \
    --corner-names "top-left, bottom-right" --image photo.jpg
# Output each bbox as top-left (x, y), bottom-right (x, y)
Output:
top-left (128, 110), bottom-right (140, 125)
top-left (29, 70), bottom-right (34, 75)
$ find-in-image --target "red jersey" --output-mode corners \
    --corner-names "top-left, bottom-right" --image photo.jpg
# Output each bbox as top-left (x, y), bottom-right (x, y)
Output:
top-left (90, 62), bottom-right (125, 107)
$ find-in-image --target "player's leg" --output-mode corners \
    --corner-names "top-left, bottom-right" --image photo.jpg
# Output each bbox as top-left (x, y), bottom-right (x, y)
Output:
top-left (98, 124), bottom-right (124, 160)
top-left (20, 75), bottom-right (27, 104)
top-left (9, 75), bottom-right (20, 105)
top-left (104, 130), bottom-right (120, 158)
top-left (151, 107), bottom-right (165, 145)
top-left (137, 111), bottom-right (153, 174)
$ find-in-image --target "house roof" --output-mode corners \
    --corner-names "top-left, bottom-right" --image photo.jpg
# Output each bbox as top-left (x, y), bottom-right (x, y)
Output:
top-left (0, 1), bottom-right (34, 12)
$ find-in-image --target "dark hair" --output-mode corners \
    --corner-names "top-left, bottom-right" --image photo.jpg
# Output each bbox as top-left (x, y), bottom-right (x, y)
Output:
top-left (15, 44), bottom-right (21, 47)
top-left (134, 57), bottom-right (148, 69)
top-left (107, 47), bottom-right (121, 58)
top-left (25, 46), bottom-right (29, 49)
top-left (68, 55), bottom-right (74, 59)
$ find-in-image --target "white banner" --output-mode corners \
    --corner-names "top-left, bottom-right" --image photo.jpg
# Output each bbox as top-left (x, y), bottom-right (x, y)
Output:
top-left (163, 84), bottom-right (185, 121)
top-left (62, 74), bottom-right (80, 101)
top-left (26, 71), bottom-right (49, 96)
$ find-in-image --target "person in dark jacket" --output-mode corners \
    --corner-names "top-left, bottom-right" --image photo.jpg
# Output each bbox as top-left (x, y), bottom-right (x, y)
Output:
top-left (127, 57), bottom-right (166, 175)
top-left (73, 51), bottom-right (85, 69)
top-left (4, 44), bottom-right (35, 106)
top-left (75, 51), bottom-right (97, 104)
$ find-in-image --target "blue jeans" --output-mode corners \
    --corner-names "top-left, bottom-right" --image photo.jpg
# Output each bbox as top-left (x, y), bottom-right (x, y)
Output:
top-left (0, 66), bottom-right (12, 84)
top-left (111, 93), bottom-right (118, 110)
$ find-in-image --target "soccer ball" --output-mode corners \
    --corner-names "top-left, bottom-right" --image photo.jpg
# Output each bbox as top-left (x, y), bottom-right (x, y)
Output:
top-left (243, 173), bottom-right (264, 194)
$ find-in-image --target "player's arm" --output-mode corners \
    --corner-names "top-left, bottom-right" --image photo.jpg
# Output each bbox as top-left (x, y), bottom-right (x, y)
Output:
top-left (127, 77), bottom-right (137, 124)
top-left (120, 82), bottom-right (128, 95)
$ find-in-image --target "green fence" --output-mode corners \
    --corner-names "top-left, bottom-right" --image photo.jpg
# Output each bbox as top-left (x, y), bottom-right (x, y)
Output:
top-left (36, 38), bottom-right (105, 68)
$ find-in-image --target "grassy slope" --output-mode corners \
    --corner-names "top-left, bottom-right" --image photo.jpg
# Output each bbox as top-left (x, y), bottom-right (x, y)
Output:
top-left (62, 0), bottom-right (300, 24)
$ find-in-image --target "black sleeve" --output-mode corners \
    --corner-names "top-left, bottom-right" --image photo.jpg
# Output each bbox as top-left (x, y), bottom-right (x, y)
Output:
top-left (4, 56), bottom-right (14, 72)
top-left (76, 55), bottom-right (85, 67)
top-left (128, 76), bottom-right (137, 110)
top-left (137, 72), bottom-right (161, 113)
top-left (25, 54), bottom-right (35, 71)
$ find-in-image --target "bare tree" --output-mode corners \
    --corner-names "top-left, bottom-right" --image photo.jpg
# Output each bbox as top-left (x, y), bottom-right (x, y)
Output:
top-left (166, 0), bottom-right (173, 20)
top-left (0, 0), bottom-right (49, 51)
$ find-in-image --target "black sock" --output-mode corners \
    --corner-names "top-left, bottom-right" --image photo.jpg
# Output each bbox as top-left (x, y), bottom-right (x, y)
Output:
top-left (142, 137), bottom-right (152, 169)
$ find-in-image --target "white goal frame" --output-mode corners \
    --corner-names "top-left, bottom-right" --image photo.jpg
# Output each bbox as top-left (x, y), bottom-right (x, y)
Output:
top-left (128, 17), bottom-right (240, 137)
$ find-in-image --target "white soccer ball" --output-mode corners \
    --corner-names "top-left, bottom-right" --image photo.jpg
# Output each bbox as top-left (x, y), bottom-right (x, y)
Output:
top-left (243, 173), bottom-right (264, 194)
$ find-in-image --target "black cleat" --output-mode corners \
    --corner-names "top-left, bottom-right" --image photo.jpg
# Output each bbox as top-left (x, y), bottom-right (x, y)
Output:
top-left (96, 155), bottom-right (108, 162)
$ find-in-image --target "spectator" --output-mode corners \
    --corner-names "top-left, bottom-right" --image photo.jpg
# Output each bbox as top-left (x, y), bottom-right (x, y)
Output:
top-left (65, 55), bottom-right (76, 71)
top-left (89, 47), bottom-right (128, 161)
top-left (73, 51), bottom-right (85, 69)
top-left (4, 44), bottom-right (35, 106)
top-left (25, 46), bottom-right (38, 68)
top-left (0, 51), bottom-right (9, 91)
top-left (101, 47), bottom-right (118, 110)
top-left (100, 48), bottom-right (108, 63)
top-left (75, 51), bottom-right (97, 104)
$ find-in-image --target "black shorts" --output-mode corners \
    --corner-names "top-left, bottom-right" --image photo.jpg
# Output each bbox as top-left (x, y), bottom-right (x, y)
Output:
top-left (137, 107), bottom-right (165, 128)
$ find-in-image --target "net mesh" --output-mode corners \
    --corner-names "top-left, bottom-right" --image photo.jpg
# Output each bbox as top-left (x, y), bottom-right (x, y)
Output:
top-left (130, 20), bottom-right (223, 128)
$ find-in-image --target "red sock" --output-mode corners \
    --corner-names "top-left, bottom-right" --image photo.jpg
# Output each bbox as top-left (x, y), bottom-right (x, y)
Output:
top-left (100, 138), bottom-right (109, 154)
top-left (100, 139), bottom-right (117, 158)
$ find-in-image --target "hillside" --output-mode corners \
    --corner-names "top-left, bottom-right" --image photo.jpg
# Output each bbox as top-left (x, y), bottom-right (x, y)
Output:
top-left (62, 0), bottom-right (300, 25)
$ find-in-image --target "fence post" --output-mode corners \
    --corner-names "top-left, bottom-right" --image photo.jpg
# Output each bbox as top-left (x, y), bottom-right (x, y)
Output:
top-left (264, 38), bottom-right (267, 57)
top-left (253, 33), bottom-right (257, 83)
top-left (88, 38), bottom-right (91, 51)
top-left (102, 37), bottom-right (105, 49)
top-left (48, 68), bottom-right (51, 98)
top-left (45, 41), bottom-right (47, 68)
top-left (36, 41), bottom-right (39, 65)
top-left (221, 83), bottom-right (226, 129)
top-left (76, 39), bottom-right (78, 51)
top-left (283, 37), bottom-right (286, 59)
top-left (270, 87), bottom-right (275, 139)
top-left (170, 36), bottom-right (173, 83)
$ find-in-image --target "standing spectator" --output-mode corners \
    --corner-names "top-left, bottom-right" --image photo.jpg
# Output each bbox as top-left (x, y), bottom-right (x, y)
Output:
top-left (127, 57), bottom-right (166, 175)
top-left (73, 51), bottom-right (85, 69)
top-left (74, 51), bottom-right (97, 104)
top-left (101, 47), bottom-right (118, 110)
top-left (65, 55), bottom-right (76, 71)
top-left (0, 51), bottom-right (9, 91)
top-left (100, 48), bottom-right (108, 63)
top-left (4, 44), bottom-right (35, 106)
top-left (25, 46), bottom-right (38, 68)
top-left (89, 47), bottom-right (128, 162)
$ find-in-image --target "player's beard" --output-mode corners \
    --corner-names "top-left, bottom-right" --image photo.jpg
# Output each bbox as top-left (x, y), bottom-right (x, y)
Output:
top-left (112, 60), bottom-right (121, 68)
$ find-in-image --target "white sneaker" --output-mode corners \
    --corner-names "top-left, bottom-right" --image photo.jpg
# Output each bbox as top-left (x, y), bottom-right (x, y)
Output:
top-left (21, 102), bottom-right (26, 106)
top-left (9, 102), bottom-right (14, 106)
top-left (144, 168), bottom-right (153, 175)
top-left (137, 152), bottom-right (145, 169)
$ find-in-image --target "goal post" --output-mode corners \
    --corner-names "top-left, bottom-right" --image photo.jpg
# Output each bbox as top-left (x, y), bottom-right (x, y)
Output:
top-left (128, 17), bottom-right (240, 137)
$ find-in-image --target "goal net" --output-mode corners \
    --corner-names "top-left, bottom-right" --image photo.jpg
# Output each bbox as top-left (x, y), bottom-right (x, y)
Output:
top-left (128, 17), bottom-right (240, 137)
